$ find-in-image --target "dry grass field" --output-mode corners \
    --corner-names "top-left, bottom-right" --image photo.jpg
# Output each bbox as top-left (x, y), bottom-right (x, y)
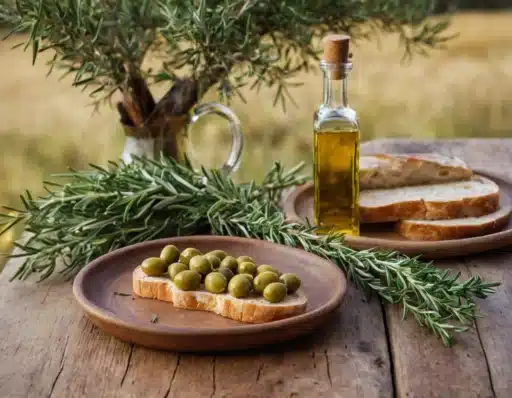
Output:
top-left (1, 11), bottom-right (512, 263)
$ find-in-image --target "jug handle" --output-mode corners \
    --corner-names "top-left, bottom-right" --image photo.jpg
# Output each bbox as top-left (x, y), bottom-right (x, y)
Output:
top-left (188, 103), bottom-right (244, 175)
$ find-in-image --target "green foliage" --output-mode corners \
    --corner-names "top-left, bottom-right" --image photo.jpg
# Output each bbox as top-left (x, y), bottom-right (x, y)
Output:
top-left (0, 0), bottom-right (454, 108)
top-left (439, 0), bottom-right (512, 10)
top-left (0, 156), bottom-right (499, 346)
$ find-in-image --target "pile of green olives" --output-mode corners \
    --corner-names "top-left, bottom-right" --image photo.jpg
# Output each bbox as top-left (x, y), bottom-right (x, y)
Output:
top-left (140, 245), bottom-right (302, 304)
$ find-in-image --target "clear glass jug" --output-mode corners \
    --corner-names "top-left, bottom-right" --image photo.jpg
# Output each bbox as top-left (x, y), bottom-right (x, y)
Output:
top-left (121, 102), bottom-right (243, 175)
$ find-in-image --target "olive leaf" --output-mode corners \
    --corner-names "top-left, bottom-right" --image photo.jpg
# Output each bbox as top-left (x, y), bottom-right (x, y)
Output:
top-left (0, 0), bottom-right (455, 110)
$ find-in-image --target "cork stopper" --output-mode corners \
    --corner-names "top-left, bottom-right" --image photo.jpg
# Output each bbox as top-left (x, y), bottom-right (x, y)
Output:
top-left (322, 34), bottom-right (351, 80)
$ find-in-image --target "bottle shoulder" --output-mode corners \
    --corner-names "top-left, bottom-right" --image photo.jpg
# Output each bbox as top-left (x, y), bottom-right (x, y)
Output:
top-left (314, 105), bottom-right (359, 130)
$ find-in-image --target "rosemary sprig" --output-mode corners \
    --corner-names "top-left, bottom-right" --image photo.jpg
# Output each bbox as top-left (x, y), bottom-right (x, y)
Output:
top-left (0, 155), bottom-right (499, 346)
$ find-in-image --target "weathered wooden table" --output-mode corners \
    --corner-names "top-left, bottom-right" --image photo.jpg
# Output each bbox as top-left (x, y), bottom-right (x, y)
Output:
top-left (1, 139), bottom-right (511, 398)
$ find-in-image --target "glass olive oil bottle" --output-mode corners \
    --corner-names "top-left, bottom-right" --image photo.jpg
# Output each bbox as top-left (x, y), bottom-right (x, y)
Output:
top-left (313, 34), bottom-right (360, 236)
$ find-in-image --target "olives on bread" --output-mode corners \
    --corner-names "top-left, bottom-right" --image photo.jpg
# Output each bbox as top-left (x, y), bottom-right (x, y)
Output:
top-left (139, 246), bottom-right (302, 304)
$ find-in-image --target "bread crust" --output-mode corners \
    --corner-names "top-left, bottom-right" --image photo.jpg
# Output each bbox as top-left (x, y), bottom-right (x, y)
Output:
top-left (397, 207), bottom-right (511, 241)
top-left (132, 267), bottom-right (308, 323)
top-left (360, 192), bottom-right (500, 223)
top-left (360, 153), bottom-right (472, 190)
top-left (360, 173), bottom-right (501, 223)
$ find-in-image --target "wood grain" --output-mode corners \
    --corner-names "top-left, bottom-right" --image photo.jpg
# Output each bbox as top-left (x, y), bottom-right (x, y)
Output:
top-left (1, 139), bottom-right (511, 398)
top-left (465, 251), bottom-right (512, 398)
top-left (248, 285), bottom-right (392, 398)
top-left (384, 260), bottom-right (494, 398)
top-left (446, 141), bottom-right (512, 397)
top-left (312, 285), bottom-right (393, 398)
top-left (0, 259), bottom-right (79, 398)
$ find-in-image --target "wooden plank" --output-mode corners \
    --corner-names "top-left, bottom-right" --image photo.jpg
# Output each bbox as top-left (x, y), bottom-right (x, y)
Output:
top-left (450, 140), bottom-right (512, 397)
top-left (114, 346), bottom-right (180, 398)
top-left (385, 260), bottom-right (495, 398)
top-left (317, 285), bottom-right (393, 398)
top-left (435, 138), bottom-right (512, 397)
top-left (465, 252), bottom-right (512, 398)
top-left (0, 259), bottom-right (77, 398)
top-left (248, 285), bottom-right (393, 398)
top-left (166, 355), bottom-right (216, 398)
top-left (0, 258), bottom-right (151, 398)
top-left (48, 317), bottom-right (133, 398)
top-left (167, 284), bottom-right (392, 398)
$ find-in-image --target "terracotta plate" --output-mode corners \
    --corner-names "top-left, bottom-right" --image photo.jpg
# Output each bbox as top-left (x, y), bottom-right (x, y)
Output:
top-left (283, 170), bottom-right (512, 259)
top-left (73, 236), bottom-right (346, 352)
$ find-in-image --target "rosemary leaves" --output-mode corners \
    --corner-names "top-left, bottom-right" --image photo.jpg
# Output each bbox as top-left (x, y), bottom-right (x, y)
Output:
top-left (0, 155), bottom-right (499, 346)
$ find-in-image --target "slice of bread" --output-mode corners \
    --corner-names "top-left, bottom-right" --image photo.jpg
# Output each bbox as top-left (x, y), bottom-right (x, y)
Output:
top-left (132, 267), bottom-right (308, 323)
top-left (397, 205), bottom-right (511, 241)
top-left (360, 153), bottom-right (473, 190)
top-left (359, 175), bottom-right (500, 223)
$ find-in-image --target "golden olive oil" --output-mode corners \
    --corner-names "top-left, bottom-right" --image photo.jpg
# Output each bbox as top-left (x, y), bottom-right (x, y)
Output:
top-left (313, 34), bottom-right (360, 236)
top-left (314, 128), bottom-right (360, 235)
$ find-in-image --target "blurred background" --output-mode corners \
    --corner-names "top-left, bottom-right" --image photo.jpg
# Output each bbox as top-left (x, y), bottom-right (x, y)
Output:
top-left (0, 4), bottom-right (511, 262)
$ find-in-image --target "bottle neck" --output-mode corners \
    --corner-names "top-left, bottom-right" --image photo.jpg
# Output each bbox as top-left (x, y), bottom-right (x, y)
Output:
top-left (321, 62), bottom-right (351, 108)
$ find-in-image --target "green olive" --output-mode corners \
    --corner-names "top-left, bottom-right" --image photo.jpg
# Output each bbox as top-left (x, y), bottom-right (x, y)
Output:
top-left (257, 264), bottom-right (281, 277)
top-left (141, 257), bottom-right (168, 276)
top-left (160, 245), bottom-right (180, 264)
top-left (179, 248), bottom-right (202, 266)
top-left (238, 261), bottom-right (257, 276)
top-left (168, 262), bottom-right (189, 280)
top-left (189, 255), bottom-right (212, 277)
top-left (204, 272), bottom-right (228, 294)
top-left (239, 273), bottom-right (254, 284)
top-left (254, 271), bottom-right (279, 294)
top-left (208, 250), bottom-right (227, 261)
top-left (236, 255), bottom-right (254, 265)
top-left (228, 274), bottom-right (252, 298)
top-left (279, 273), bottom-right (302, 294)
top-left (217, 267), bottom-right (234, 282)
top-left (173, 270), bottom-right (202, 291)
top-left (263, 282), bottom-right (287, 303)
top-left (219, 256), bottom-right (238, 273)
top-left (204, 253), bottom-right (221, 269)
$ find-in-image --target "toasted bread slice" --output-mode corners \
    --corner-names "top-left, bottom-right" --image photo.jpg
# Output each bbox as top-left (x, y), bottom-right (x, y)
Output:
top-left (359, 175), bottom-right (500, 223)
top-left (397, 205), bottom-right (511, 241)
top-left (132, 267), bottom-right (308, 323)
top-left (360, 153), bottom-right (472, 190)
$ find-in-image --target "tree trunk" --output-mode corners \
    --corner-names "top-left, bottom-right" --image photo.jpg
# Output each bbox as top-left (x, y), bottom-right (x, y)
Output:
top-left (117, 76), bottom-right (199, 160)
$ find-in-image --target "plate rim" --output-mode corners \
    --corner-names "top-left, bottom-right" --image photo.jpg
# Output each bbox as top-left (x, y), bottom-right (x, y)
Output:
top-left (73, 235), bottom-right (347, 338)
top-left (282, 169), bottom-right (512, 251)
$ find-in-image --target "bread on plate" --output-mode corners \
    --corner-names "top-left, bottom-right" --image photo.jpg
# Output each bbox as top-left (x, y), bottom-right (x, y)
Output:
top-left (360, 153), bottom-right (472, 190)
top-left (397, 205), bottom-right (511, 241)
top-left (353, 152), bottom-right (510, 241)
top-left (359, 175), bottom-right (500, 223)
top-left (132, 266), bottom-right (308, 323)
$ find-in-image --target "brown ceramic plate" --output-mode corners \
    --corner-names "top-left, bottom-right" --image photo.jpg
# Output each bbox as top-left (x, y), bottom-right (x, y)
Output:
top-left (283, 170), bottom-right (512, 259)
top-left (73, 235), bottom-right (346, 352)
